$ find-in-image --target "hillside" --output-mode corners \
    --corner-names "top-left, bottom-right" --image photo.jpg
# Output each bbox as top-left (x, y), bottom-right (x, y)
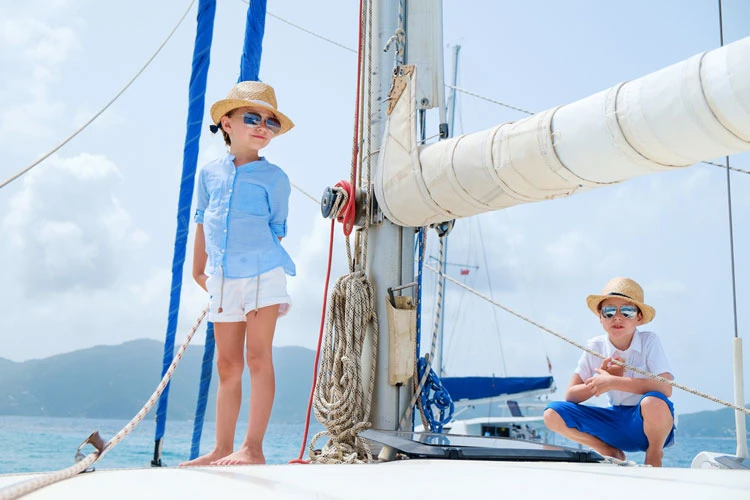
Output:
top-left (676, 405), bottom-right (750, 437)
top-left (0, 339), bottom-right (315, 422)
top-left (1, 340), bottom-right (746, 437)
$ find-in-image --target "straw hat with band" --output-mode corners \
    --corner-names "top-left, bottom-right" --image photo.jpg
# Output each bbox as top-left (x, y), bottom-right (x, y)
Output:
top-left (210, 81), bottom-right (294, 135)
top-left (586, 277), bottom-right (655, 324)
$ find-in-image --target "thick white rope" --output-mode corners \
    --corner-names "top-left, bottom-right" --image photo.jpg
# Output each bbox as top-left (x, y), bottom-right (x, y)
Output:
top-left (309, 272), bottom-right (378, 464)
top-left (425, 264), bottom-right (750, 416)
top-left (0, 306), bottom-right (208, 500)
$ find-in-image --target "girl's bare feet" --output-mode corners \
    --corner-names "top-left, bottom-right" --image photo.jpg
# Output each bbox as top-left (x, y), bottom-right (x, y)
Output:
top-left (211, 446), bottom-right (265, 465)
top-left (179, 448), bottom-right (231, 467)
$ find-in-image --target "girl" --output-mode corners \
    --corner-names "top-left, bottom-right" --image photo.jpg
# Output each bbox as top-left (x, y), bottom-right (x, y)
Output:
top-left (181, 81), bottom-right (295, 466)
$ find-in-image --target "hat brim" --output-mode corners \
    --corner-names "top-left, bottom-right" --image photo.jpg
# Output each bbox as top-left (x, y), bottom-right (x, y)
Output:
top-left (586, 294), bottom-right (656, 324)
top-left (210, 98), bottom-right (294, 135)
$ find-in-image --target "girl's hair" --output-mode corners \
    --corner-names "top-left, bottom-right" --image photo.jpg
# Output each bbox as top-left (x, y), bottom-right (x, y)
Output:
top-left (221, 124), bottom-right (231, 146)
top-left (209, 112), bottom-right (233, 146)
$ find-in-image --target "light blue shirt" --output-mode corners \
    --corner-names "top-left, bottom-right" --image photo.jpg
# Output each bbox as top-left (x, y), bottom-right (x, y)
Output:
top-left (194, 154), bottom-right (296, 278)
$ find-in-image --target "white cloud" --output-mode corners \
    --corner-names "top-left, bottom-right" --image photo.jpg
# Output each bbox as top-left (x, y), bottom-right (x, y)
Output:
top-left (0, 2), bottom-right (81, 141)
top-left (3, 153), bottom-right (139, 295)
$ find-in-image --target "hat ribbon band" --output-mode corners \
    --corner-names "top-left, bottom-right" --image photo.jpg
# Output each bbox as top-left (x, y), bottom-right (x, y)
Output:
top-left (247, 99), bottom-right (275, 109)
top-left (607, 292), bottom-right (634, 300)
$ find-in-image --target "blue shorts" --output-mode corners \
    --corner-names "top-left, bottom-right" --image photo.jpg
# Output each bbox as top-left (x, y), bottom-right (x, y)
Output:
top-left (546, 391), bottom-right (675, 452)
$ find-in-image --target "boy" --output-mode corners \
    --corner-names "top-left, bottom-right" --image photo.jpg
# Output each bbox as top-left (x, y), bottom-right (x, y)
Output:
top-left (544, 277), bottom-right (675, 467)
top-left (180, 81), bottom-right (295, 466)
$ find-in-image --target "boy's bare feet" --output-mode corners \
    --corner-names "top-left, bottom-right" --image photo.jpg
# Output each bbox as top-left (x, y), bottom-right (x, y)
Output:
top-left (179, 449), bottom-right (231, 467)
top-left (211, 446), bottom-right (265, 465)
top-left (596, 443), bottom-right (626, 461)
top-left (644, 447), bottom-right (663, 467)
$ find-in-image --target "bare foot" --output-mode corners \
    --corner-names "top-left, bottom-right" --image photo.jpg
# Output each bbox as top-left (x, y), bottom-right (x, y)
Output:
top-left (595, 443), bottom-right (625, 461)
top-left (179, 449), bottom-right (231, 467)
top-left (644, 447), bottom-right (663, 467)
top-left (211, 446), bottom-right (265, 465)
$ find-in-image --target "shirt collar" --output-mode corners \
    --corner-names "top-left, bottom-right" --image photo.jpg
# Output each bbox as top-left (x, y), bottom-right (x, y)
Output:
top-left (226, 153), bottom-right (266, 170)
top-left (606, 328), bottom-right (643, 355)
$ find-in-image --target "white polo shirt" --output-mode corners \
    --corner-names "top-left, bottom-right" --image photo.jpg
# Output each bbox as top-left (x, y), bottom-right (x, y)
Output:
top-left (575, 329), bottom-right (672, 406)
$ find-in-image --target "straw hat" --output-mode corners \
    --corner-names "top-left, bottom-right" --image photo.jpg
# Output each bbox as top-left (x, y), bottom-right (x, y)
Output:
top-left (210, 81), bottom-right (294, 134)
top-left (586, 277), bottom-right (656, 324)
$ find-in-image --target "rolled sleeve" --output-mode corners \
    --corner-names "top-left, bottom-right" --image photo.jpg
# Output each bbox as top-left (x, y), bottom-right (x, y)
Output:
top-left (194, 168), bottom-right (209, 224)
top-left (270, 221), bottom-right (287, 238)
top-left (268, 173), bottom-right (291, 238)
top-left (194, 209), bottom-right (205, 224)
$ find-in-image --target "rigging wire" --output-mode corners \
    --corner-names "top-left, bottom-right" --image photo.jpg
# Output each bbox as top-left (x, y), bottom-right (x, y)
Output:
top-left (718, 0), bottom-right (740, 340)
top-left (445, 84), bottom-right (535, 116)
top-left (265, 8), bottom-right (357, 53)
top-left (0, 0), bottom-right (197, 191)
top-left (477, 217), bottom-right (508, 377)
top-left (702, 160), bottom-right (750, 175)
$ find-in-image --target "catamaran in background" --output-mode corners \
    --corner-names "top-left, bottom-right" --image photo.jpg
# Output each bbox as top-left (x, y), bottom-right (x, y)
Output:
top-left (1, 0), bottom-right (749, 498)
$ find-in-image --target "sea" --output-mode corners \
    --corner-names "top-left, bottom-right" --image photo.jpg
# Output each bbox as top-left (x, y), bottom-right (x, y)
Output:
top-left (0, 415), bottom-right (744, 474)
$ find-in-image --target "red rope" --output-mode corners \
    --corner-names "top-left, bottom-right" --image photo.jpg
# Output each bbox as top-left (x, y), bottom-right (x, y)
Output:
top-left (288, 220), bottom-right (336, 464)
top-left (290, 0), bottom-right (364, 464)
top-left (334, 180), bottom-right (356, 236)
top-left (349, 0), bottom-right (365, 192)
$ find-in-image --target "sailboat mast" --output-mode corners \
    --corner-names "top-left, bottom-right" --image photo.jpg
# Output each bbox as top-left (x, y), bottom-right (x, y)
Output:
top-left (364, 0), bottom-right (415, 431)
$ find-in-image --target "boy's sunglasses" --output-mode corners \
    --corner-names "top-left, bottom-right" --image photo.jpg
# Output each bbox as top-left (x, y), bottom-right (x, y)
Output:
top-left (242, 112), bottom-right (282, 135)
top-left (600, 304), bottom-right (639, 320)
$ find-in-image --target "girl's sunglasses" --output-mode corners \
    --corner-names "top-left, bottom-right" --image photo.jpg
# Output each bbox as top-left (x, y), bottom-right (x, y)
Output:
top-left (600, 304), bottom-right (639, 319)
top-left (242, 112), bottom-right (282, 135)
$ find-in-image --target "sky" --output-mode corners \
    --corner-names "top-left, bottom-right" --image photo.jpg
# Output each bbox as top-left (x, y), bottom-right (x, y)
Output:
top-left (0, 0), bottom-right (749, 416)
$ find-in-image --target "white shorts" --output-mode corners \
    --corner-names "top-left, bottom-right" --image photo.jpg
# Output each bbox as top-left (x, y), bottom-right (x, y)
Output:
top-left (207, 267), bottom-right (291, 322)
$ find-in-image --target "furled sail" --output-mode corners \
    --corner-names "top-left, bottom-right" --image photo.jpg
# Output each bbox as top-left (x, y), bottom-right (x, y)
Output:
top-left (375, 36), bottom-right (750, 227)
top-left (442, 376), bottom-right (555, 406)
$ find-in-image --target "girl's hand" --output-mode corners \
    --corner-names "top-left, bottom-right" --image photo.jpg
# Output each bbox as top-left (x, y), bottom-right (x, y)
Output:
top-left (194, 273), bottom-right (208, 292)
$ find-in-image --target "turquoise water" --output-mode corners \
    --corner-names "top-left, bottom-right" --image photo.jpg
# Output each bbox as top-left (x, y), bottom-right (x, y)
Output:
top-left (0, 415), bottom-right (744, 473)
top-left (0, 416), bottom-right (326, 474)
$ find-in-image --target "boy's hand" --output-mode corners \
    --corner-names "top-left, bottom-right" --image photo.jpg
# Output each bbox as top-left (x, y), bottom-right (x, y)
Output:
top-left (600, 355), bottom-right (625, 377)
top-left (194, 273), bottom-right (209, 292)
top-left (585, 370), bottom-right (616, 397)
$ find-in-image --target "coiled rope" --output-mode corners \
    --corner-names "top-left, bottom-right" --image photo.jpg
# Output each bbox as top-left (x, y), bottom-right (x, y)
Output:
top-left (0, 307), bottom-right (208, 500)
top-left (305, 0), bottom-right (379, 465)
top-left (308, 271), bottom-right (378, 463)
top-left (425, 263), bottom-right (750, 416)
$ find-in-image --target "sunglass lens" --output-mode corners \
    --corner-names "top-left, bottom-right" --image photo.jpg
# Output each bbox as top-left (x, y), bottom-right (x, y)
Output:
top-left (266, 117), bottom-right (282, 134)
top-left (600, 306), bottom-right (616, 319)
top-left (243, 112), bottom-right (263, 126)
top-left (600, 305), bottom-right (638, 319)
top-left (620, 306), bottom-right (638, 319)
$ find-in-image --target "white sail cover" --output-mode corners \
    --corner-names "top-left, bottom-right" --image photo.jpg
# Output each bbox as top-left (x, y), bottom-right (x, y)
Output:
top-left (375, 36), bottom-right (750, 227)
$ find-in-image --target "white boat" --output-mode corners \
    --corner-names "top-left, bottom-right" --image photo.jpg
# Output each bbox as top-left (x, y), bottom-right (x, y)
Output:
top-left (1, 1), bottom-right (749, 499)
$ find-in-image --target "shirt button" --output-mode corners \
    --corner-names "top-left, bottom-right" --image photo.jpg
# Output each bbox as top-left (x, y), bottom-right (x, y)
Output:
top-left (229, 189), bottom-right (233, 193)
